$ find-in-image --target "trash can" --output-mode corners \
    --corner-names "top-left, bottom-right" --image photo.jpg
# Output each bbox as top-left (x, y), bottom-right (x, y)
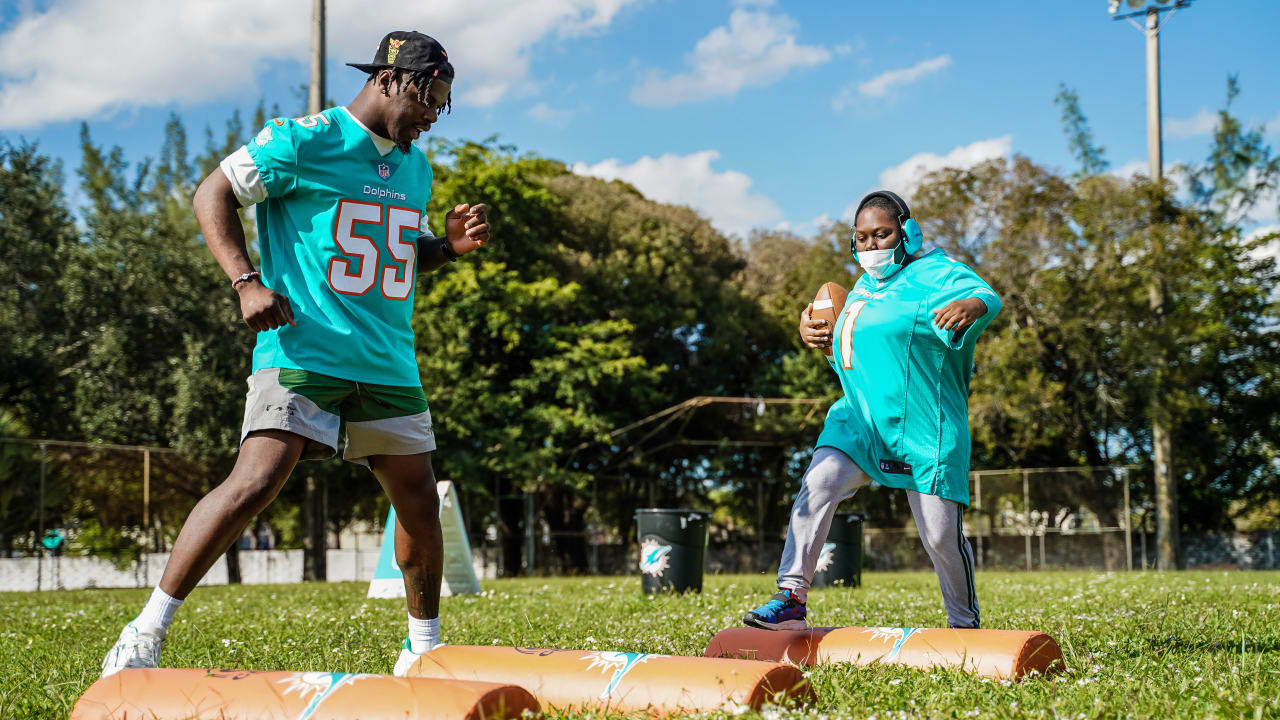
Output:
top-left (635, 508), bottom-right (710, 594)
top-left (811, 512), bottom-right (863, 589)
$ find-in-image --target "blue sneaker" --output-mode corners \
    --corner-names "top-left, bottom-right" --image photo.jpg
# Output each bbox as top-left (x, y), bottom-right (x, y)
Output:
top-left (743, 589), bottom-right (807, 630)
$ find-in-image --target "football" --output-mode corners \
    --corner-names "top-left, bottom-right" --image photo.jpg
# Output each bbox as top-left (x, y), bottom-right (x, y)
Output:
top-left (811, 282), bottom-right (848, 357)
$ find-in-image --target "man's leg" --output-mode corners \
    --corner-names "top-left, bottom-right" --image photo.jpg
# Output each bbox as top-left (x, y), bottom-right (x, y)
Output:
top-left (367, 452), bottom-right (443, 673)
top-left (744, 447), bottom-right (870, 630)
top-left (159, 430), bottom-right (307, 597)
top-left (102, 430), bottom-right (307, 677)
top-left (906, 491), bottom-right (980, 629)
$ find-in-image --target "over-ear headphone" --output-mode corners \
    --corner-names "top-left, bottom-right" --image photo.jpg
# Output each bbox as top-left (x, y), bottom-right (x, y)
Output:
top-left (851, 190), bottom-right (923, 259)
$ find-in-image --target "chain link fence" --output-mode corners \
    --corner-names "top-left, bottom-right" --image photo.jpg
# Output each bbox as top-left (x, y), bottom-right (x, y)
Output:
top-left (968, 466), bottom-right (1142, 571)
top-left (2, 438), bottom-right (1274, 590)
top-left (0, 437), bottom-right (382, 591)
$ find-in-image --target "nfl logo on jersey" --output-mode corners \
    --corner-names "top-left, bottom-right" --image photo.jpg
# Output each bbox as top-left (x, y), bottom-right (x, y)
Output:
top-left (377, 163), bottom-right (390, 180)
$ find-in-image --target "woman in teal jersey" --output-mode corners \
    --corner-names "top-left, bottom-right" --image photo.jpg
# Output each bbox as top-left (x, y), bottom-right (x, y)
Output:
top-left (744, 191), bottom-right (1001, 631)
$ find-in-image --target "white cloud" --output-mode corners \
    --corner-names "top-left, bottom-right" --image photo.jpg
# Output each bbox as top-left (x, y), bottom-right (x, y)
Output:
top-left (775, 213), bottom-right (834, 237)
top-left (0, 0), bottom-right (641, 128)
top-left (571, 150), bottom-right (783, 238)
top-left (1247, 225), bottom-right (1280, 243)
top-left (1117, 159), bottom-right (1198, 202)
top-left (1243, 177), bottom-right (1280, 226)
top-left (1166, 107), bottom-right (1218, 139)
top-left (528, 102), bottom-right (571, 127)
top-left (629, 8), bottom-right (830, 107)
top-left (1247, 225), bottom-right (1280, 268)
top-left (854, 135), bottom-right (1013, 212)
top-left (1110, 159), bottom-right (1150, 180)
top-left (856, 55), bottom-right (951, 98)
top-left (830, 85), bottom-right (858, 112)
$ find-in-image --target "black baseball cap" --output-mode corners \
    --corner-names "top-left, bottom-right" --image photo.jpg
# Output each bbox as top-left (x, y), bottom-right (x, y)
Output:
top-left (347, 31), bottom-right (454, 82)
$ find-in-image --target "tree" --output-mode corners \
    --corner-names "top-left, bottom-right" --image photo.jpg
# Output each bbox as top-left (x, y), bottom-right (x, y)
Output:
top-left (0, 141), bottom-right (79, 438)
top-left (1186, 76), bottom-right (1280, 227)
top-left (913, 147), bottom-right (1280, 536)
top-left (1054, 84), bottom-right (1109, 177)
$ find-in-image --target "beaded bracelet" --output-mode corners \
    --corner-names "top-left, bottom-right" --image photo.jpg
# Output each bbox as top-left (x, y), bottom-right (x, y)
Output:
top-left (232, 271), bottom-right (261, 290)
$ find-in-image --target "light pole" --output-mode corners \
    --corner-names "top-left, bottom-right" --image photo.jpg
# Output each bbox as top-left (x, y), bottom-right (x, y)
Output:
top-left (308, 0), bottom-right (326, 115)
top-left (1107, 0), bottom-right (1192, 571)
top-left (1108, 0), bottom-right (1192, 181)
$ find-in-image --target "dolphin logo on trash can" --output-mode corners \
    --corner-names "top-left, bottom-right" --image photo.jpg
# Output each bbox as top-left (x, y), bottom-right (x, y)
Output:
top-left (639, 538), bottom-right (672, 577)
top-left (816, 542), bottom-right (836, 573)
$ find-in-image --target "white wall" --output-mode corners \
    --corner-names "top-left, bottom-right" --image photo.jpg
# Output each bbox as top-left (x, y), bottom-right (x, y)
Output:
top-left (0, 548), bottom-right (493, 592)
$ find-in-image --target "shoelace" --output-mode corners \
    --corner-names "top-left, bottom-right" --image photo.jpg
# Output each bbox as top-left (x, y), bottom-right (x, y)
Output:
top-left (118, 632), bottom-right (162, 666)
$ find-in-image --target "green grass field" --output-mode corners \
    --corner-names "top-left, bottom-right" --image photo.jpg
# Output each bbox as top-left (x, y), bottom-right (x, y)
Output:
top-left (1, 570), bottom-right (1277, 719)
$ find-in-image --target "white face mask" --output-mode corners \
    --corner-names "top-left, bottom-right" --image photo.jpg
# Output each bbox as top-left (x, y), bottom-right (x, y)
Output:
top-left (857, 247), bottom-right (905, 279)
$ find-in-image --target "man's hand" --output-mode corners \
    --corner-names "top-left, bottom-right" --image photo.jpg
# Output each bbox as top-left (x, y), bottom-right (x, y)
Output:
top-left (932, 297), bottom-right (987, 332)
top-left (798, 303), bottom-right (833, 350)
top-left (238, 280), bottom-right (296, 332)
top-left (444, 203), bottom-right (490, 256)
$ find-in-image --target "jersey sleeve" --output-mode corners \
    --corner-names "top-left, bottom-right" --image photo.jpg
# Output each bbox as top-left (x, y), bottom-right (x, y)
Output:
top-left (242, 119), bottom-right (299, 200)
top-left (928, 261), bottom-right (1002, 350)
top-left (218, 146), bottom-right (266, 207)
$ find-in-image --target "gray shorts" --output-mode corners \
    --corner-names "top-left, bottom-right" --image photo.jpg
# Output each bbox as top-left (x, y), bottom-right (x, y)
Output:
top-left (240, 368), bottom-right (436, 465)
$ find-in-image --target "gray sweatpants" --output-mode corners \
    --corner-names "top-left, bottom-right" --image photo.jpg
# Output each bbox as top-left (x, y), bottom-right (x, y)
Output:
top-left (777, 447), bottom-right (980, 628)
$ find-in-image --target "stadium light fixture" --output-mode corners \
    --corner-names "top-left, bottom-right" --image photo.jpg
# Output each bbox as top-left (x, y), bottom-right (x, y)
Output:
top-left (1109, 0), bottom-right (1192, 23)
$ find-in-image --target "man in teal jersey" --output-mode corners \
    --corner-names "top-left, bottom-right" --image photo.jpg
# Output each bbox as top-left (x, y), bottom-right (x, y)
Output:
top-left (102, 31), bottom-right (489, 678)
top-left (744, 191), bottom-right (1000, 631)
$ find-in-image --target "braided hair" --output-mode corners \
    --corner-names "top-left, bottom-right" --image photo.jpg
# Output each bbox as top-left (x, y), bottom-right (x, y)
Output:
top-left (370, 67), bottom-right (453, 115)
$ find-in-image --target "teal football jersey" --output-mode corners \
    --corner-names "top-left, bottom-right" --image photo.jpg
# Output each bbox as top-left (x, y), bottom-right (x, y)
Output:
top-left (244, 107), bottom-right (433, 387)
top-left (816, 249), bottom-right (1001, 505)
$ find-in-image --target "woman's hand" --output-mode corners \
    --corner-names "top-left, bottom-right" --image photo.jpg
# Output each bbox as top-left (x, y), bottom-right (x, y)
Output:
top-left (798, 303), bottom-right (833, 350)
top-left (932, 297), bottom-right (987, 333)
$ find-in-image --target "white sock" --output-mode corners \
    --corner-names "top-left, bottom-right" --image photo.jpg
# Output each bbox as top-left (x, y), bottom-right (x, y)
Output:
top-left (407, 614), bottom-right (439, 654)
top-left (136, 587), bottom-right (183, 633)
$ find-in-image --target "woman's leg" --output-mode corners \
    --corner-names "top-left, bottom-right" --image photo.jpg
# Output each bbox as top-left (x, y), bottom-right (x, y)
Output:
top-left (907, 491), bottom-right (980, 628)
top-left (776, 447), bottom-right (872, 602)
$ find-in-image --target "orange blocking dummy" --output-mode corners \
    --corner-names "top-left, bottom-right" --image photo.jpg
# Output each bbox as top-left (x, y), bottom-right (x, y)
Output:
top-left (72, 668), bottom-right (539, 720)
top-left (407, 645), bottom-right (815, 714)
top-left (705, 626), bottom-right (1063, 680)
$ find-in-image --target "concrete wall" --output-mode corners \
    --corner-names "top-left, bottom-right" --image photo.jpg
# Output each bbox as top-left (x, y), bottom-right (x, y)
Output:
top-left (3, 530), bottom-right (1275, 591)
top-left (1180, 531), bottom-right (1279, 570)
top-left (0, 548), bottom-right (492, 592)
top-left (584, 531), bottom-right (1280, 575)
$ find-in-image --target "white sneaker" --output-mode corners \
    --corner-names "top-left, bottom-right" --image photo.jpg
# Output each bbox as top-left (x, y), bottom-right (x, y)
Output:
top-left (394, 637), bottom-right (445, 677)
top-left (101, 621), bottom-right (165, 678)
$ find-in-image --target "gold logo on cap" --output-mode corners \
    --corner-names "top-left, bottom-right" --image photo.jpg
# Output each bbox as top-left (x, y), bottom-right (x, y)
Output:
top-left (387, 38), bottom-right (405, 64)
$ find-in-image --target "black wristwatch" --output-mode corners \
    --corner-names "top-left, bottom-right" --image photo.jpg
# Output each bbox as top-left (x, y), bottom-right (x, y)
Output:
top-left (440, 236), bottom-right (459, 262)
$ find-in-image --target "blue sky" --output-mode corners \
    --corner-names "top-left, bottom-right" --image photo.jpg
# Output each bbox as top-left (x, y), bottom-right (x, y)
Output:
top-left (1, 0), bottom-right (1277, 239)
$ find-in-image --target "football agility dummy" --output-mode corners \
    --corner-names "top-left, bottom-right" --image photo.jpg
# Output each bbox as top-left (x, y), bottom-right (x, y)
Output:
top-left (707, 625), bottom-right (1064, 680)
top-left (406, 644), bottom-right (815, 714)
top-left (72, 668), bottom-right (537, 720)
